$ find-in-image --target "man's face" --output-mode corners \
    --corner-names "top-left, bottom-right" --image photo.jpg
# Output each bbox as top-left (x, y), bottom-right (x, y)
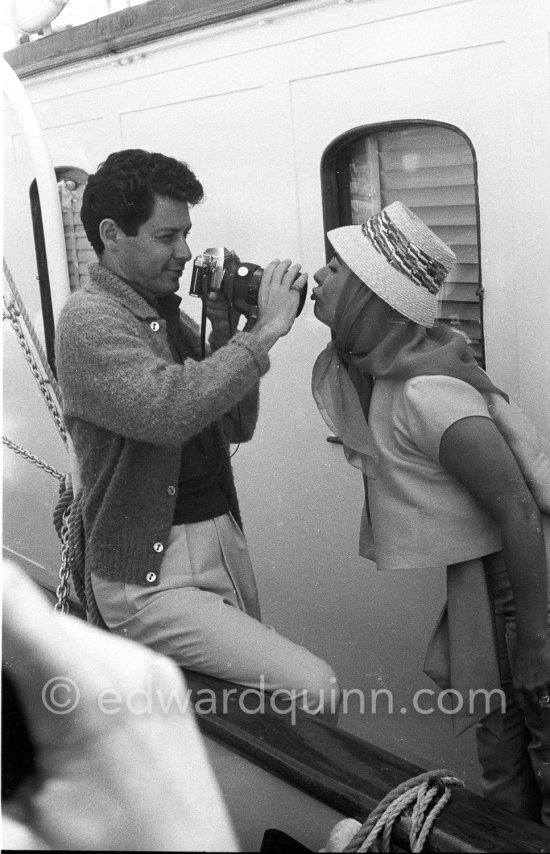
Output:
top-left (311, 255), bottom-right (362, 329)
top-left (114, 195), bottom-right (193, 299)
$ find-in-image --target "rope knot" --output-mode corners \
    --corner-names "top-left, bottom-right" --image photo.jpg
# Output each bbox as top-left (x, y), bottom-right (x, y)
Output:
top-left (341, 769), bottom-right (464, 853)
top-left (426, 774), bottom-right (447, 799)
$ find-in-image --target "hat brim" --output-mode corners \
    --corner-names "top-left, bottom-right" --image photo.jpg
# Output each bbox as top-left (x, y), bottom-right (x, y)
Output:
top-left (327, 226), bottom-right (438, 327)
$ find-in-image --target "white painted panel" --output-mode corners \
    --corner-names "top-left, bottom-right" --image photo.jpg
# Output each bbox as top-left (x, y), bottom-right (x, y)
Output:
top-left (13, 119), bottom-right (100, 183)
top-left (204, 737), bottom-right (344, 852)
top-left (120, 86), bottom-right (302, 276)
top-left (289, 43), bottom-right (519, 392)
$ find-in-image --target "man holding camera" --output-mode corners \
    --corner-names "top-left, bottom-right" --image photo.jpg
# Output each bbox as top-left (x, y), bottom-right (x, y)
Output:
top-left (55, 149), bottom-right (338, 714)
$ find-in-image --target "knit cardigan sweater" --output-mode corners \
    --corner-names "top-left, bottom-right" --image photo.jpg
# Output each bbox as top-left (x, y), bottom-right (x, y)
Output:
top-left (55, 263), bottom-right (271, 586)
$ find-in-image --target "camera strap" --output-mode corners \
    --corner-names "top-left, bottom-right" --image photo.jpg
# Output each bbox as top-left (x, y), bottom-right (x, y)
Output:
top-left (195, 271), bottom-right (242, 459)
top-left (197, 273), bottom-right (238, 360)
top-left (224, 275), bottom-right (234, 326)
top-left (199, 269), bottom-right (209, 360)
top-left (221, 281), bottom-right (244, 458)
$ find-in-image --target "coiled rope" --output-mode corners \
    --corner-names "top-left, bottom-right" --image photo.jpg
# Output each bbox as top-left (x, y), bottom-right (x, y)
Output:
top-left (342, 770), bottom-right (464, 853)
top-left (52, 475), bottom-right (107, 629)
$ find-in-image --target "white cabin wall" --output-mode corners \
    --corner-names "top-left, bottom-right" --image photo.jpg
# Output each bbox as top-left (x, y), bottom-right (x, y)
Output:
top-left (6, 0), bottom-right (548, 425)
top-left (498, 0), bottom-right (550, 426)
top-left (3, 0), bottom-right (550, 782)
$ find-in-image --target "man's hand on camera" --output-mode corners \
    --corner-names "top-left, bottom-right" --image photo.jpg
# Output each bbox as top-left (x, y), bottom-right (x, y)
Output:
top-left (253, 259), bottom-right (308, 351)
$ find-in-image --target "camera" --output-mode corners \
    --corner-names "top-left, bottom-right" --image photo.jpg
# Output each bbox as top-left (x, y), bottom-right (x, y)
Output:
top-left (189, 247), bottom-right (307, 320)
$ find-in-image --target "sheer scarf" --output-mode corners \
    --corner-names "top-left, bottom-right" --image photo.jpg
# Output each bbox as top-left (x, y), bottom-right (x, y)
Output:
top-left (312, 279), bottom-right (505, 473)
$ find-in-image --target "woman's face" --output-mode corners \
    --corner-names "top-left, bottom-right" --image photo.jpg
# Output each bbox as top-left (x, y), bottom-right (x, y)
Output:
top-left (312, 255), bottom-right (364, 330)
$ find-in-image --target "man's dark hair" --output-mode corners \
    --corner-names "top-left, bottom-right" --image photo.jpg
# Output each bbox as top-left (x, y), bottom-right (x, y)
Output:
top-left (81, 149), bottom-right (204, 256)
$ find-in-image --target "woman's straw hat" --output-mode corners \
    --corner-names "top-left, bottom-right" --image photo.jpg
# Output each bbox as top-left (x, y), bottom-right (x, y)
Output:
top-left (327, 201), bottom-right (456, 327)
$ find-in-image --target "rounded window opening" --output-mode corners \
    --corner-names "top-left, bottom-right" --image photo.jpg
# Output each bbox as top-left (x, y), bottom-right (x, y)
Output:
top-left (321, 122), bottom-right (484, 365)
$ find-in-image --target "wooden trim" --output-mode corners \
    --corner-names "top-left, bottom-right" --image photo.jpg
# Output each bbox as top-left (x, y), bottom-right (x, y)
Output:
top-left (4, 0), bottom-right (305, 80)
top-left (184, 671), bottom-right (550, 853)
top-left (29, 180), bottom-right (56, 374)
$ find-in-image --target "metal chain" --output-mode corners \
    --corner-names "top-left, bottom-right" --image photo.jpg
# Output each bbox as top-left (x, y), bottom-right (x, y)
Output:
top-left (3, 260), bottom-right (71, 611)
top-left (3, 296), bottom-right (68, 447)
top-left (55, 505), bottom-right (72, 614)
top-left (3, 433), bottom-right (71, 611)
top-left (2, 435), bottom-right (65, 480)
top-left (3, 258), bottom-right (60, 395)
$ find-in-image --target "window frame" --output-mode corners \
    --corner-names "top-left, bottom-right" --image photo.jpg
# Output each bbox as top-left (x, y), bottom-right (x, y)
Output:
top-left (29, 166), bottom-right (89, 374)
top-left (320, 119), bottom-right (485, 367)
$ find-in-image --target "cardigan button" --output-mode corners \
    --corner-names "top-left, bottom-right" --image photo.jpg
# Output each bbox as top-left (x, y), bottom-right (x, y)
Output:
top-left (153, 542), bottom-right (164, 553)
top-left (150, 321), bottom-right (160, 332)
top-left (167, 485), bottom-right (176, 496)
top-left (146, 572), bottom-right (157, 583)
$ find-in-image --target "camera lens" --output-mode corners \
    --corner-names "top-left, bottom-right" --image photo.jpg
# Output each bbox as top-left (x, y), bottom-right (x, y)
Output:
top-left (190, 248), bottom-right (308, 319)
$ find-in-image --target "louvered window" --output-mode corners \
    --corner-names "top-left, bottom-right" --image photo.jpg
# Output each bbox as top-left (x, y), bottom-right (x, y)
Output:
top-left (325, 124), bottom-right (483, 363)
top-left (58, 169), bottom-right (95, 292)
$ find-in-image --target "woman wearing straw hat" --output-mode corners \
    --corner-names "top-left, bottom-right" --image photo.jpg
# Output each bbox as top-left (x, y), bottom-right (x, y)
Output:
top-left (311, 201), bottom-right (550, 825)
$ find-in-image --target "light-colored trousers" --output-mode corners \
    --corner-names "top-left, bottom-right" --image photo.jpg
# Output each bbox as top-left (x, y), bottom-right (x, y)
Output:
top-left (91, 513), bottom-right (338, 714)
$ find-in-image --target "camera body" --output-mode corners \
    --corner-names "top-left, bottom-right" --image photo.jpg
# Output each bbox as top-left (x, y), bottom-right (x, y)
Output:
top-left (189, 247), bottom-right (307, 319)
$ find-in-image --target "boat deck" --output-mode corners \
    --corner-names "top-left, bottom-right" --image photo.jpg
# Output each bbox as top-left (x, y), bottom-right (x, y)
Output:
top-left (185, 670), bottom-right (550, 853)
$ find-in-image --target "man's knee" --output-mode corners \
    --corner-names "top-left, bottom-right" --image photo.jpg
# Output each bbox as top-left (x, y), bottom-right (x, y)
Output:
top-left (299, 661), bottom-right (341, 716)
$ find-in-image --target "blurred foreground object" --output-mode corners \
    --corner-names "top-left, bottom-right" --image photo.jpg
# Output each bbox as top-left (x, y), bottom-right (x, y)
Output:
top-left (2, 561), bottom-right (239, 851)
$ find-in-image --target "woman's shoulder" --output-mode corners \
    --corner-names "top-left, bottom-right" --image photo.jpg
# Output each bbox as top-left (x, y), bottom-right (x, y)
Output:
top-left (399, 375), bottom-right (492, 446)
top-left (405, 373), bottom-right (484, 398)
top-left (402, 374), bottom-right (488, 414)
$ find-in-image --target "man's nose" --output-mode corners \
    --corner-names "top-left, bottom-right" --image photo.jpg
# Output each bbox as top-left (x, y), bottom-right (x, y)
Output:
top-left (174, 236), bottom-right (192, 262)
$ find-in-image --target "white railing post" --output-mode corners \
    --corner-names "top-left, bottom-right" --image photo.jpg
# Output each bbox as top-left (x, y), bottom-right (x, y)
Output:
top-left (2, 57), bottom-right (71, 321)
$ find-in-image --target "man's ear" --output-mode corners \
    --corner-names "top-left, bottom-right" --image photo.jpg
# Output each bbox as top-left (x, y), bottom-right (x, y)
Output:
top-left (99, 218), bottom-right (124, 252)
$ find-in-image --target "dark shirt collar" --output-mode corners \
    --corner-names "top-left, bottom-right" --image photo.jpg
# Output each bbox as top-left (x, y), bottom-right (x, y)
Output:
top-left (157, 293), bottom-right (183, 317)
top-left (157, 294), bottom-right (184, 342)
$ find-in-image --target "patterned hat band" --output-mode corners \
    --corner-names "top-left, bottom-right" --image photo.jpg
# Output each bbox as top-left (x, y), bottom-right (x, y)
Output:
top-left (362, 210), bottom-right (450, 295)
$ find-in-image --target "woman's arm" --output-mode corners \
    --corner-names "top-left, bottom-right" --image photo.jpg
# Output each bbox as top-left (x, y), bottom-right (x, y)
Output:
top-left (440, 415), bottom-right (550, 713)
